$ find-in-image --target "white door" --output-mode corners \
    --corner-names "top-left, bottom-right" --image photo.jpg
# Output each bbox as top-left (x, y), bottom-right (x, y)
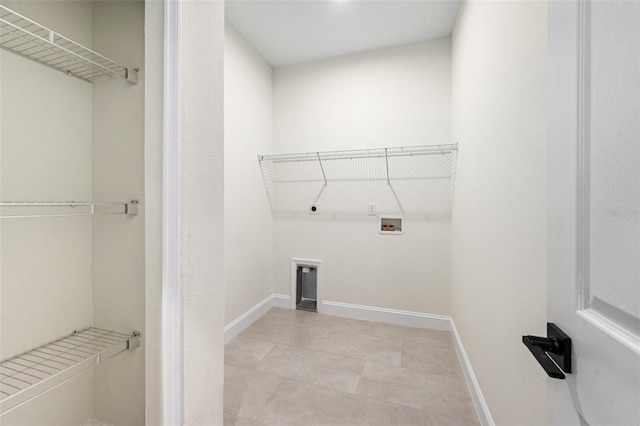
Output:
top-left (547, 0), bottom-right (640, 424)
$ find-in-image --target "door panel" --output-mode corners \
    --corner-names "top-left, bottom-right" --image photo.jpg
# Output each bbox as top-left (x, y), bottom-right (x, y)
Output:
top-left (589, 0), bottom-right (640, 327)
top-left (548, 0), bottom-right (640, 424)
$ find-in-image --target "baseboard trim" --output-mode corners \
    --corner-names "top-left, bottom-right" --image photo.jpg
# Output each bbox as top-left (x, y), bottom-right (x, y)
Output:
top-left (272, 294), bottom-right (291, 308)
top-left (321, 300), bottom-right (451, 331)
top-left (81, 418), bottom-right (113, 426)
top-left (224, 294), bottom-right (274, 344)
top-left (450, 319), bottom-right (495, 426)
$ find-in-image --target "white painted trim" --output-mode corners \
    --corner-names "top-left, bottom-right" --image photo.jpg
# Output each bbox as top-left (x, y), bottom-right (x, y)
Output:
top-left (321, 300), bottom-right (451, 330)
top-left (578, 309), bottom-right (640, 355)
top-left (450, 319), bottom-right (495, 426)
top-left (161, 0), bottom-right (181, 424)
top-left (81, 418), bottom-right (114, 426)
top-left (224, 295), bottom-right (274, 344)
top-left (576, 0), bottom-right (591, 313)
top-left (272, 293), bottom-right (291, 308)
top-left (290, 258), bottom-right (323, 313)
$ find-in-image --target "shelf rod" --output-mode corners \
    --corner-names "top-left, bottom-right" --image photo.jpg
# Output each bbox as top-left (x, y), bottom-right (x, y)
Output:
top-left (259, 144), bottom-right (458, 164)
top-left (0, 200), bottom-right (139, 219)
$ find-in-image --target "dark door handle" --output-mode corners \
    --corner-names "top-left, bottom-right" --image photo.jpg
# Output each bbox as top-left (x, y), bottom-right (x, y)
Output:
top-left (522, 323), bottom-right (571, 380)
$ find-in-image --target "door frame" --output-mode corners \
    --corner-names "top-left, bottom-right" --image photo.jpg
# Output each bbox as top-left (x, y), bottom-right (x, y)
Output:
top-left (162, 0), bottom-right (182, 424)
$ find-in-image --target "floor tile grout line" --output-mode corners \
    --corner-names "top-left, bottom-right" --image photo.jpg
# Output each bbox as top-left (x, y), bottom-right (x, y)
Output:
top-left (251, 376), bottom-right (285, 425)
top-left (251, 341), bottom-right (281, 371)
top-left (353, 383), bottom-right (481, 425)
top-left (226, 361), bottom-right (475, 420)
top-left (247, 336), bottom-right (461, 377)
top-left (233, 331), bottom-right (465, 383)
top-left (355, 358), bottom-right (366, 395)
top-left (357, 360), bottom-right (470, 393)
top-left (238, 335), bottom-right (385, 366)
top-left (233, 342), bottom-right (463, 385)
top-left (260, 375), bottom-right (479, 426)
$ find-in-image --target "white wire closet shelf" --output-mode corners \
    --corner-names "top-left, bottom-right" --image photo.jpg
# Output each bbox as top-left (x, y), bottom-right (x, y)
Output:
top-left (258, 144), bottom-right (458, 215)
top-left (0, 5), bottom-right (138, 83)
top-left (0, 327), bottom-right (141, 416)
top-left (0, 200), bottom-right (139, 219)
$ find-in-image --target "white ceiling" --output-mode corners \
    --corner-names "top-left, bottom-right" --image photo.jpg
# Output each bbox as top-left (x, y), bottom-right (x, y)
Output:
top-left (225, 0), bottom-right (462, 68)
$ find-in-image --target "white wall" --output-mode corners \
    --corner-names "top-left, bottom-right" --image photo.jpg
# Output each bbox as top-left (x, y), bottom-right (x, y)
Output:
top-left (274, 39), bottom-right (451, 152)
top-left (272, 39), bottom-right (452, 315)
top-left (224, 25), bottom-right (274, 326)
top-left (92, 2), bottom-right (145, 425)
top-left (143, 1), bottom-right (164, 424)
top-left (0, 2), bottom-right (94, 424)
top-left (450, 1), bottom-right (547, 424)
top-left (180, 0), bottom-right (225, 423)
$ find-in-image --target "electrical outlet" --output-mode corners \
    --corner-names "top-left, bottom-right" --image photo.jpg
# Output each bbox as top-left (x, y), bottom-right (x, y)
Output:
top-left (308, 204), bottom-right (320, 215)
top-left (368, 203), bottom-right (376, 216)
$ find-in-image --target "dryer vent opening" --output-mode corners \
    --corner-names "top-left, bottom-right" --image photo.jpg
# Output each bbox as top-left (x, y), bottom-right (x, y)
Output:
top-left (296, 266), bottom-right (317, 312)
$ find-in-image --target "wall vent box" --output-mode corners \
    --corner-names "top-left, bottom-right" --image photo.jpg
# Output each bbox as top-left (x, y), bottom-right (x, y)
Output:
top-left (379, 216), bottom-right (404, 235)
top-left (296, 266), bottom-right (317, 312)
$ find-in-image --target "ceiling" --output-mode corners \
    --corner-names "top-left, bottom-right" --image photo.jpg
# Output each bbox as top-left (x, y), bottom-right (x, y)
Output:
top-left (225, 0), bottom-right (462, 68)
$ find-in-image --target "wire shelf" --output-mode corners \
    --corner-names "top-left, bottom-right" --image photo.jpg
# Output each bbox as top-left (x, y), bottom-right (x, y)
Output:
top-left (0, 200), bottom-right (139, 219)
top-left (0, 5), bottom-right (137, 83)
top-left (258, 145), bottom-right (458, 215)
top-left (0, 327), bottom-right (141, 416)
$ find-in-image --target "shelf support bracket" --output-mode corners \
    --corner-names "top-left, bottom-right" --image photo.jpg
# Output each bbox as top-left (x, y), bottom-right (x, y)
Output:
top-left (313, 152), bottom-right (328, 204)
top-left (127, 331), bottom-right (141, 350)
top-left (126, 200), bottom-right (139, 215)
top-left (384, 148), bottom-right (405, 213)
top-left (125, 68), bottom-right (139, 84)
top-left (385, 148), bottom-right (391, 185)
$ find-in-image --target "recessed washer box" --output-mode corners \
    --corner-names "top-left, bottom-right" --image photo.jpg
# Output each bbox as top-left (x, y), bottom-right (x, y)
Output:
top-left (379, 215), bottom-right (404, 235)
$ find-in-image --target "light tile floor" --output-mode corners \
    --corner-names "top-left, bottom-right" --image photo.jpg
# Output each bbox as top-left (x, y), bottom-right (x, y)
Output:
top-left (224, 308), bottom-right (479, 426)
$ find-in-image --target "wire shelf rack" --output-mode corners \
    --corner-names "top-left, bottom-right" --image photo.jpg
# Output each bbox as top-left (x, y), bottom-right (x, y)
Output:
top-left (0, 5), bottom-right (137, 83)
top-left (258, 145), bottom-right (458, 215)
top-left (0, 200), bottom-right (139, 219)
top-left (0, 327), bottom-right (141, 416)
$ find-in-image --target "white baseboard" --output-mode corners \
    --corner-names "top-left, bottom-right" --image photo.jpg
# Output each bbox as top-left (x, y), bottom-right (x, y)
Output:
top-left (224, 294), bottom-right (274, 344)
top-left (321, 300), bottom-right (451, 331)
top-left (81, 418), bottom-right (113, 426)
top-left (272, 293), bottom-right (291, 308)
top-left (450, 320), bottom-right (495, 426)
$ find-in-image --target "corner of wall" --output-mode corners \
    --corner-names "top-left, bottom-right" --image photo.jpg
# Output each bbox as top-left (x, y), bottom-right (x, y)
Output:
top-left (450, 1), bottom-right (548, 424)
top-left (224, 19), bottom-right (275, 327)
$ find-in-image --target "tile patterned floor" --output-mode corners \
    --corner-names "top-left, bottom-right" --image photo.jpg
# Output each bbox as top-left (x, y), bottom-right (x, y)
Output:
top-left (224, 308), bottom-right (479, 426)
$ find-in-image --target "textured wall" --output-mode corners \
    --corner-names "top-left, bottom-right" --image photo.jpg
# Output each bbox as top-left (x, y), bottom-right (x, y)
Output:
top-left (450, 1), bottom-right (548, 424)
top-left (180, 0), bottom-right (225, 424)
